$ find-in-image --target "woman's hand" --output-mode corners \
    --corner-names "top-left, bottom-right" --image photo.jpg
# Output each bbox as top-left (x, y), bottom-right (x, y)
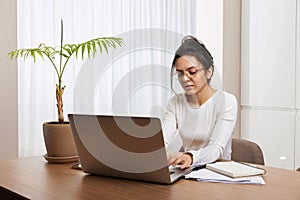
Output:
top-left (167, 152), bottom-right (193, 169)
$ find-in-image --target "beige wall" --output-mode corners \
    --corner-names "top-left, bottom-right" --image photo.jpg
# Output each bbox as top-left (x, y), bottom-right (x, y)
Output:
top-left (0, 0), bottom-right (18, 159)
top-left (223, 0), bottom-right (241, 138)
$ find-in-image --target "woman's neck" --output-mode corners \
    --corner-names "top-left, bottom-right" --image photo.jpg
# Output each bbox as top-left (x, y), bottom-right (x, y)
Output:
top-left (186, 85), bottom-right (216, 107)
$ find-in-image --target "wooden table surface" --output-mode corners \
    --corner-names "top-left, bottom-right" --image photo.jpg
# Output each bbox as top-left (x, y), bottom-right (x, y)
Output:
top-left (0, 156), bottom-right (299, 200)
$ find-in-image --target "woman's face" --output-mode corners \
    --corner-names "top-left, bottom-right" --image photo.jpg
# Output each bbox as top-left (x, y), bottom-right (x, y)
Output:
top-left (175, 55), bottom-right (210, 96)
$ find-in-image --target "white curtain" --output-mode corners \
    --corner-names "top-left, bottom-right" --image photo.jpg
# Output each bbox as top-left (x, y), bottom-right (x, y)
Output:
top-left (18, 0), bottom-right (196, 157)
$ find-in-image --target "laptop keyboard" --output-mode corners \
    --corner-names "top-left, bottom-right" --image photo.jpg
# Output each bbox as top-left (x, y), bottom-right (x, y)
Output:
top-left (169, 165), bottom-right (180, 175)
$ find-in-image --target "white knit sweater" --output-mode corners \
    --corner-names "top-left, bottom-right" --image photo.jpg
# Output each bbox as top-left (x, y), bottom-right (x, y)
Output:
top-left (162, 90), bottom-right (237, 165)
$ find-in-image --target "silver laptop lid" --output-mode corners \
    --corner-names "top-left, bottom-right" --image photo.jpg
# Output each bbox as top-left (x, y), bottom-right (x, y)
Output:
top-left (69, 114), bottom-right (178, 184)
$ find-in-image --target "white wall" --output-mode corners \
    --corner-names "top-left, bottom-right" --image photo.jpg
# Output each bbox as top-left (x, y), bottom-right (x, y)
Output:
top-left (241, 0), bottom-right (298, 169)
top-left (196, 0), bottom-right (223, 78)
top-left (0, 0), bottom-right (18, 160)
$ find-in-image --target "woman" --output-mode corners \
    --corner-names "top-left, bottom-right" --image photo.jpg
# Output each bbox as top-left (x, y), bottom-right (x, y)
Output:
top-left (163, 36), bottom-right (237, 169)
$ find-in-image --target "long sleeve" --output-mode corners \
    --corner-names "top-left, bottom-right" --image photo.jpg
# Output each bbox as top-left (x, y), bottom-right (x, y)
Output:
top-left (186, 93), bottom-right (237, 165)
top-left (162, 97), bottom-right (178, 149)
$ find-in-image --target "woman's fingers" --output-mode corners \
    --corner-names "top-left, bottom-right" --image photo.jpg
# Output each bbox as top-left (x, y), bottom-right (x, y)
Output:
top-left (167, 152), bottom-right (183, 165)
top-left (167, 152), bottom-right (192, 169)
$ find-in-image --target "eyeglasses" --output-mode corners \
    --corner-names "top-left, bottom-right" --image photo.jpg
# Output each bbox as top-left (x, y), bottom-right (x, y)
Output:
top-left (173, 67), bottom-right (204, 79)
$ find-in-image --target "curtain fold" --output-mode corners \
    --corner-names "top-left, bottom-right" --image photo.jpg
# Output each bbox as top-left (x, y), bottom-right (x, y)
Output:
top-left (18, 0), bottom-right (196, 157)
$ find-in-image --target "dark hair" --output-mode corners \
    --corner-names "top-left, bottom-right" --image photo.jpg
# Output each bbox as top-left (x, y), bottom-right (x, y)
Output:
top-left (170, 36), bottom-right (214, 91)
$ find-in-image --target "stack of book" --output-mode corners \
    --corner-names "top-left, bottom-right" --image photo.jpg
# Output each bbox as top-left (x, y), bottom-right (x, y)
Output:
top-left (185, 161), bottom-right (266, 184)
top-left (206, 161), bottom-right (265, 178)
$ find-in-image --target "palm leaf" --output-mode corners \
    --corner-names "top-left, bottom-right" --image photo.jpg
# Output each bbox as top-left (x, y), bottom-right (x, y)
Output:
top-left (91, 40), bottom-right (96, 57)
top-left (96, 41), bottom-right (103, 53)
top-left (30, 50), bottom-right (36, 62)
top-left (87, 42), bottom-right (91, 58)
top-left (81, 43), bottom-right (86, 59)
top-left (100, 39), bottom-right (109, 53)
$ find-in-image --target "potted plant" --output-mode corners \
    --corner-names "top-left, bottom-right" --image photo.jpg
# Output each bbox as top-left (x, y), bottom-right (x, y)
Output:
top-left (8, 20), bottom-right (124, 163)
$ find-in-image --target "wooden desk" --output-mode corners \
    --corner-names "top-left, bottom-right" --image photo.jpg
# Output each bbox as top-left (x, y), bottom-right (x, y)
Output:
top-left (0, 157), bottom-right (299, 200)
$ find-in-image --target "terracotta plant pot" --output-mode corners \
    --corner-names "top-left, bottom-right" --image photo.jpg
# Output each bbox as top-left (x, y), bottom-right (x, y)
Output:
top-left (43, 122), bottom-right (78, 160)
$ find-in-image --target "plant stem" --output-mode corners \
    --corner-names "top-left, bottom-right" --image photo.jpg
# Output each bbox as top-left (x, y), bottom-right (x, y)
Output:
top-left (57, 19), bottom-right (65, 123)
top-left (56, 85), bottom-right (65, 123)
top-left (59, 19), bottom-right (63, 90)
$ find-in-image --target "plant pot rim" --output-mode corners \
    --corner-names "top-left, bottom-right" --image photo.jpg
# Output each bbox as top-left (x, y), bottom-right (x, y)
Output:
top-left (43, 121), bottom-right (70, 125)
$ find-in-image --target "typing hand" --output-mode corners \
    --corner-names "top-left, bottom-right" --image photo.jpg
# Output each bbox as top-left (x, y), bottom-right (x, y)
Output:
top-left (167, 152), bottom-right (193, 169)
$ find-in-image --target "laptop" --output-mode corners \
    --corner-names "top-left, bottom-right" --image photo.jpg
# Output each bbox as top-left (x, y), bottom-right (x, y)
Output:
top-left (68, 114), bottom-right (193, 184)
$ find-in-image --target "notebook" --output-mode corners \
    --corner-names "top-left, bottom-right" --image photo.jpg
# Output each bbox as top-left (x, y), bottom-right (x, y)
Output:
top-left (68, 114), bottom-right (193, 184)
top-left (206, 161), bottom-right (265, 178)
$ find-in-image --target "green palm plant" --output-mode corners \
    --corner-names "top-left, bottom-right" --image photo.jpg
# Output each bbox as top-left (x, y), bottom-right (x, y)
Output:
top-left (8, 20), bottom-right (124, 123)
